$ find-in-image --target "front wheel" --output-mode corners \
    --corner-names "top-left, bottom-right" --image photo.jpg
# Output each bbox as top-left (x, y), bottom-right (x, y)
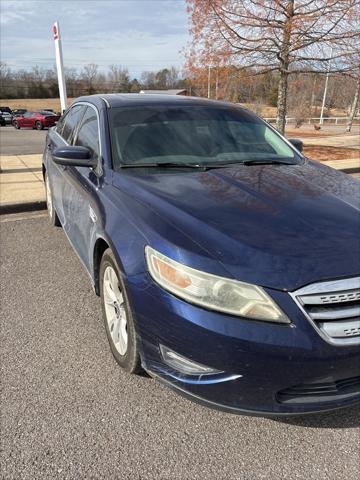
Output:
top-left (14, 121), bottom-right (20, 129)
top-left (35, 121), bottom-right (43, 130)
top-left (45, 172), bottom-right (61, 226)
top-left (100, 249), bottom-right (142, 374)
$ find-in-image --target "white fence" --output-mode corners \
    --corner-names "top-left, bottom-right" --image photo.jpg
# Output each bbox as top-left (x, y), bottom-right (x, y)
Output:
top-left (264, 117), bottom-right (360, 125)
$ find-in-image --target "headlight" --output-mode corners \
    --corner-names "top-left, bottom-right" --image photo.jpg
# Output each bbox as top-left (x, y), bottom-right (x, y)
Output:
top-left (145, 246), bottom-right (289, 323)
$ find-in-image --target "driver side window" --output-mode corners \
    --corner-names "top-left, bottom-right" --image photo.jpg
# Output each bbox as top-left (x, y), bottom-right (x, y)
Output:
top-left (74, 107), bottom-right (100, 159)
top-left (61, 105), bottom-right (86, 144)
top-left (55, 111), bottom-right (68, 135)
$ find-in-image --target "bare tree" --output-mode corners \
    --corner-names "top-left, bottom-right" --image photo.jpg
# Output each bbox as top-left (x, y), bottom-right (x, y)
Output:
top-left (81, 63), bottom-right (99, 95)
top-left (0, 62), bottom-right (16, 97)
top-left (108, 65), bottom-right (130, 92)
top-left (346, 75), bottom-right (360, 132)
top-left (0, 62), bottom-right (11, 84)
top-left (141, 66), bottom-right (185, 90)
top-left (141, 70), bottom-right (157, 89)
top-left (186, 0), bottom-right (360, 133)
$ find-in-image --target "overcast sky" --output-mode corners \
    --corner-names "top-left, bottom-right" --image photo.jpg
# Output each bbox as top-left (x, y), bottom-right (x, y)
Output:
top-left (0, 0), bottom-right (189, 77)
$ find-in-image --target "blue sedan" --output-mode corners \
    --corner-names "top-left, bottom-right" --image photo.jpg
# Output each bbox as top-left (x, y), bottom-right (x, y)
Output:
top-left (43, 94), bottom-right (360, 416)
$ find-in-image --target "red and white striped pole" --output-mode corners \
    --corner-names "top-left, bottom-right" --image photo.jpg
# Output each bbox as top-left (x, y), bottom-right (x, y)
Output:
top-left (52, 21), bottom-right (68, 113)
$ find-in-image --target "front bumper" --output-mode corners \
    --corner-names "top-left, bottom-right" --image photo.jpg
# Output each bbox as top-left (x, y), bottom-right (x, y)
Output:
top-left (128, 274), bottom-right (360, 416)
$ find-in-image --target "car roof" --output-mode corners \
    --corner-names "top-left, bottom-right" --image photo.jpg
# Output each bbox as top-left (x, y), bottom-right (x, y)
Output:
top-left (73, 93), bottom-right (242, 111)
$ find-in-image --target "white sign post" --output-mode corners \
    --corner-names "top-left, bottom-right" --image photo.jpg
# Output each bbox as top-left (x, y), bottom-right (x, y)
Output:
top-left (52, 21), bottom-right (68, 113)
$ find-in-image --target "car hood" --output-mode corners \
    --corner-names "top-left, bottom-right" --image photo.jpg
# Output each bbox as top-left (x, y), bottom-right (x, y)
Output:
top-left (115, 160), bottom-right (360, 291)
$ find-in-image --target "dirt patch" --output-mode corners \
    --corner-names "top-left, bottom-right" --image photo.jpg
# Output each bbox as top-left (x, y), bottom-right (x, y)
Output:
top-left (304, 145), bottom-right (360, 161)
top-left (286, 129), bottom-right (339, 138)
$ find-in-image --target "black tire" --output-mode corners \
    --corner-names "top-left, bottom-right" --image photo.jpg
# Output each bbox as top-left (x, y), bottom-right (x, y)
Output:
top-left (14, 121), bottom-right (20, 129)
top-left (35, 120), bottom-right (43, 130)
top-left (45, 172), bottom-right (61, 227)
top-left (100, 248), bottom-right (142, 374)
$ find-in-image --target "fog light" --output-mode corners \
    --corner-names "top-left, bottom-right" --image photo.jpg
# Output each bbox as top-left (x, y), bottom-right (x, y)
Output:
top-left (160, 344), bottom-right (222, 376)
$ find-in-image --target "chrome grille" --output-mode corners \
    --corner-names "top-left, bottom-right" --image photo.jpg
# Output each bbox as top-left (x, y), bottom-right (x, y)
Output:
top-left (301, 291), bottom-right (360, 305)
top-left (291, 277), bottom-right (360, 346)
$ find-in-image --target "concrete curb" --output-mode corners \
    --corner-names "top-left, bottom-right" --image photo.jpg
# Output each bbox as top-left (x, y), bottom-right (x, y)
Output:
top-left (0, 201), bottom-right (46, 215)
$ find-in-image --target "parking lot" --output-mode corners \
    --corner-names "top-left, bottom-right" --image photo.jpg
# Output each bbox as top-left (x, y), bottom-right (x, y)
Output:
top-left (1, 211), bottom-right (359, 480)
top-left (0, 125), bottom-right (47, 155)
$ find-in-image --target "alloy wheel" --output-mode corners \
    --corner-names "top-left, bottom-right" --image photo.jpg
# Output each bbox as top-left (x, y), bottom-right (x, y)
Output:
top-left (103, 265), bottom-right (128, 355)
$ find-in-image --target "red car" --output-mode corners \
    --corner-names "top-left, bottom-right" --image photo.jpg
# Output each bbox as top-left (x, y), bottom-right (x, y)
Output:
top-left (13, 111), bottom-right (60, 130)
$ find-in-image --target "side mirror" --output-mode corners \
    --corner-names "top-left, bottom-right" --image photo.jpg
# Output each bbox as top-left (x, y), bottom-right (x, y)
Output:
top-left (52, 146), bottom-right (97, 167)
top-left (288, 138), bottom-right (303, 153)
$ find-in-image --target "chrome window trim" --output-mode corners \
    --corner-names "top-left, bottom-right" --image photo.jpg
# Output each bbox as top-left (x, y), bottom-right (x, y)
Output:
top-left (100, 96), bottom-right (110, 108)
top-left (289, 277), bottom-right (360, 347)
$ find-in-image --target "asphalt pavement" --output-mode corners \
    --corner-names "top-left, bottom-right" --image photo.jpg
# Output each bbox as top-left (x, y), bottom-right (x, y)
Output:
top-left (1, 212), bottom-right (359, 480)
top-left (0, 126), bottom-right (47, 155)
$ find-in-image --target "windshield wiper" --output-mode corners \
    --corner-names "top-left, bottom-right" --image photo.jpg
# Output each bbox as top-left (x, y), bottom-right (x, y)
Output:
top-left (120, 162), bottom-right (224, 170)
top-left (242, 159), bottom-right (296, 166)
top-left (121, 160), bottom-right (296, 169)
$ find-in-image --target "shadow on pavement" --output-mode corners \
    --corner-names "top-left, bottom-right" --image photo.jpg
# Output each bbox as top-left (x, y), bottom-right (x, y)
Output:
top-left (272, 404), bottom-right (360, 429)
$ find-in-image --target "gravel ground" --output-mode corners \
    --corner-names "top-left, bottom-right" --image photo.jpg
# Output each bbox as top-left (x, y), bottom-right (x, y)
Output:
top-left (0, 212), bottom-right (359, 480)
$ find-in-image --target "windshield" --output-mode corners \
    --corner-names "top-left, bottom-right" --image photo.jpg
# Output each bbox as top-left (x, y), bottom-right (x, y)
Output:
top-left (108, 105), bottom-right (300, 168)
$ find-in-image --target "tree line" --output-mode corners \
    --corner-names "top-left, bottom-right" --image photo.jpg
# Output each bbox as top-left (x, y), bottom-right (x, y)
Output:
top-left (1, 61), bottom-right (357, 123)
top-left (0, 63), bottom-right (188, 99)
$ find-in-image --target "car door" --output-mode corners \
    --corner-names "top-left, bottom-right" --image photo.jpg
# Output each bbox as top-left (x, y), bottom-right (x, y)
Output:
top-left (22, 112), bottom-right (33, 127)
top-left (46, 104), bottom-right (87, 225)
top-left (61, 105), bottom-right (102, 270)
